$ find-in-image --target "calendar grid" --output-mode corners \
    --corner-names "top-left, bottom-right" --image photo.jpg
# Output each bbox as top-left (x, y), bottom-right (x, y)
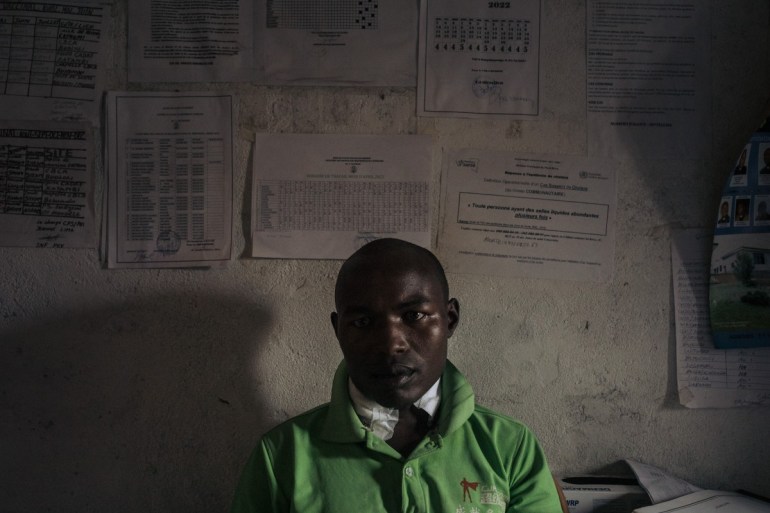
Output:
top-left (266, 0), bottom-right (379, 30)
top-left (432, 17), bottom-right (531, 54)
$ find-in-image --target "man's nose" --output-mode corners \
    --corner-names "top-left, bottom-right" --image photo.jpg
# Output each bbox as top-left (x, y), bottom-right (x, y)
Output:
top-left (376, 318), bottom-right (409, 354)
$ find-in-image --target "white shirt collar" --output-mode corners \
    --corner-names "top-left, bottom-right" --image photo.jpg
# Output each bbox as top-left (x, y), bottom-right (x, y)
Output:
top-left (348, 378), bottom-right (441, 441)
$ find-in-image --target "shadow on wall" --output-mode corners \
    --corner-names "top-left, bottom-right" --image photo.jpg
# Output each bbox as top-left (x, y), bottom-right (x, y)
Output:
top-left (0, 293), bottom-right (272, 513)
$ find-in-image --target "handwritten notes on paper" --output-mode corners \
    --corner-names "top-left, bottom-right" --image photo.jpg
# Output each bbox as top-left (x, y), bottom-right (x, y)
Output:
top-left (0, 122), bottom-right (95, 248)
top-left (672, 229), bottom-right (770, 408)
top-left (0, 1), bottom-right (109, 123)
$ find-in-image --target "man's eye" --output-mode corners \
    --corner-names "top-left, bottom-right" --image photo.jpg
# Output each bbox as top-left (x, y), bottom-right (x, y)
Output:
top-left (352, 317), bottom-right (371, 328)
top-left (403, 311), bottom-right (426, 322)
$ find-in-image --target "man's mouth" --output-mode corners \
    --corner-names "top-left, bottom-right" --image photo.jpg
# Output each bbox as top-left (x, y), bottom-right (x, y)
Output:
top-left (371, 365), bottom-right (416, 383)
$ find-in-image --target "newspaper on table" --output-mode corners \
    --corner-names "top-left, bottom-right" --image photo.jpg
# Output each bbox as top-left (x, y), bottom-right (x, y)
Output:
top-left (633, 491), bottom-right (770, 513)
top-left (626, 459), bottom-right (702, 505)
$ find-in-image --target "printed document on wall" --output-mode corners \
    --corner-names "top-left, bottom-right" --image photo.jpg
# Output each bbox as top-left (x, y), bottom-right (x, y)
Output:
top-left (671, 229), bottom-right (770, 408)
top-left (127, 0), bottom-right (255, 82)
top-left (251, 134), bottom-right (432, 259)
top-left (0, 121), bottom-right (95, 248)
top-left (257, 0), bottom-right (418, 86)
top-left (105, 92), bottom-right (233, 269)
top-left (128, 0), bottom-right (418, 86)
top-left (0, 1), bottom-right (109, 123)
top-left (586, 0), bottom-right (710, 158)
top-left (438, 149), bottom-right (616, 282)
top-left (418, 0), bottom-right (540, 118)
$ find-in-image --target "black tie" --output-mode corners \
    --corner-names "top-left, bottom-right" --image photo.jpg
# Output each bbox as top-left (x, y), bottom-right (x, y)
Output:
top-left (410, 405), bottom-right (433, 433)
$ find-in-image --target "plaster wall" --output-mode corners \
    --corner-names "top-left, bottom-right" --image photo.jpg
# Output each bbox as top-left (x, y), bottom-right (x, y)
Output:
top-left (1, 1), bottom-right (770, 511)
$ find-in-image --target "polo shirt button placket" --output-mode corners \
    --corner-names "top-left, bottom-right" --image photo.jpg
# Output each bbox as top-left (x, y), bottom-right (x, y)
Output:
top-left (404, 466), bottom-right (414, 478)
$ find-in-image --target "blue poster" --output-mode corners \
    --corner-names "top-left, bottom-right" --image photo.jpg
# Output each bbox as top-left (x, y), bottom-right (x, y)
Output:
top-left (709, 119), bottom-right (770, 348)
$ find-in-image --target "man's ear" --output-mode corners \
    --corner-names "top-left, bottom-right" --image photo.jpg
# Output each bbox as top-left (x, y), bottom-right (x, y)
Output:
top-left (330, 311), bottom-right (339, 335)
top-left (446, 298), bottom-right (460, 337)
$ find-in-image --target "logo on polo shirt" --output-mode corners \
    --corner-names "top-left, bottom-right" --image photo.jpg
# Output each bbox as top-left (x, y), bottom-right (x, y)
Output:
top-left (457, 477), bottom-right (507, 512)
top-left (461, 478), bottom-right (479, 503)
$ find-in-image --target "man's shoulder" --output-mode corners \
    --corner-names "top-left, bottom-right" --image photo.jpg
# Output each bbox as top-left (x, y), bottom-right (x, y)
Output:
top-left (261, 402), bottom-right (331, 443)
top-left (470, 403), bottom-right (531, 433)
top-left (468, 404), bottom-right (535, 447)
top-left (454, 403), bottom-right (546, 459)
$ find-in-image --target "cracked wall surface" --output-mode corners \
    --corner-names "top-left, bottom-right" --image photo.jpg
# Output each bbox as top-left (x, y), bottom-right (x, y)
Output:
top-left (1, 1), bottom-right (769, 511)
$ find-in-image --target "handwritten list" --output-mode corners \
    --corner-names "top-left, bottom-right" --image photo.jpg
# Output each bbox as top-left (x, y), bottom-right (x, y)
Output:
top-left (0, 1), bottom-right (108, 122)
top-left (672, 229), bottom-right (770, 408)
top-left (0, 122), bottom-right (95, 248)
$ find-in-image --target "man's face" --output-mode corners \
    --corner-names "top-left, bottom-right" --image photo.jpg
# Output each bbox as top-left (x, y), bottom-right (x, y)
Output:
top-left (331, 258), bottom-right (459, 410)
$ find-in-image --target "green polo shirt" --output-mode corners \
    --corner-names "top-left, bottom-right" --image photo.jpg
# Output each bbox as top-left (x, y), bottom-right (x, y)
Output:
top-left (231, 361), bottom-right (561, 513)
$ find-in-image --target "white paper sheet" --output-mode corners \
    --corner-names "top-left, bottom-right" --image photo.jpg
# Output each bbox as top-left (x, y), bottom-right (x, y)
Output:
top-left (250, 134), bottom-right (432, 259)
top-left (0, 1), bottom-right (109, 123)
top-left (128, 0), bottom-right (417, 86)
top-left (417, 0), bottom-right (541, 118)
top-left (586, 0), bottom-right (710, 158)
top-left (625, 459), bottom-right (702, 505)
top-left (257, 0), bottom-right (418, 86)
top-left (127, 0), bottom-right (256, 83)
top-left (438, 149), bottom-right (616, 281)
top-left (634, 490), bottom-right (770, 513)
top-left (0, 121), bottom-right (95, 248)
top-left (105, 92), bottom-right (233, 268)
top-left (671, 229), bottom-right (770, 408)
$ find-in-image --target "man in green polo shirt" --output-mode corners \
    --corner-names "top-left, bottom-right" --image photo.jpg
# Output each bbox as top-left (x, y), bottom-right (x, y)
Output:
top-left (231, 238), bottom-right (563, 512)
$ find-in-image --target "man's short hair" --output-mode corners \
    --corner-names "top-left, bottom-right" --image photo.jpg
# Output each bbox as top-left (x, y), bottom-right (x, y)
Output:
top-left (335, 238), bottom-right (450, 301)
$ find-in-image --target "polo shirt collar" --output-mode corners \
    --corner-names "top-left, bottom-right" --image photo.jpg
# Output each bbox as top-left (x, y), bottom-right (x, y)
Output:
top-left (320, 360), bottom-right (475, 443)
top-left (348, 377), bottom-right (441, 441)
